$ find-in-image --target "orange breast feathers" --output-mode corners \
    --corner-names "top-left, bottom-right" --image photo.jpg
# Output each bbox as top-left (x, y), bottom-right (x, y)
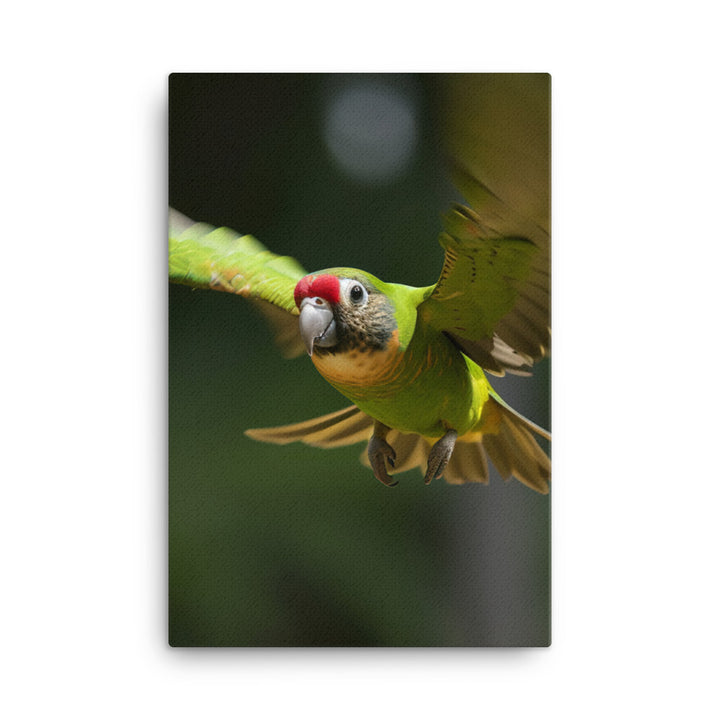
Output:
top-left (310, 329), bottom-right (405, 389)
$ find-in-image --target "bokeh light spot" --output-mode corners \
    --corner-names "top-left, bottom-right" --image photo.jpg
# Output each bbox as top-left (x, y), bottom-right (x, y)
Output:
top-left (323, 81), bottom-right (417, 184)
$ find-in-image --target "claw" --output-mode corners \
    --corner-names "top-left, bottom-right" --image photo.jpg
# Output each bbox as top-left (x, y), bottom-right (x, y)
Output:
top-left (424, 430), bottom-right (458, 485)
top-left (368, 423), bottom-right (397, 487)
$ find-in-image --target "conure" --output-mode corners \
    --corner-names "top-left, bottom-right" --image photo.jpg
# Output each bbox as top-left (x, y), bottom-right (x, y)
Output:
top-left (169, 74), bottom-right (551, 493)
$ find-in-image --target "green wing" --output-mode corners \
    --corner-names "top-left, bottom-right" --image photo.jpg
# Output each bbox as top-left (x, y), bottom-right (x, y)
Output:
top-left (169, 209), bottom-right (305, 312)
top-left (169, 209), bottom-right (307, 357)
top-left (418, 74), bottom-right (550, 375)
top-left (418, 204), bottom-right (549, 375)
top-left (169, 75), bottom-right (550, 373)
top-left (440, 73), bottom-right (550, 248)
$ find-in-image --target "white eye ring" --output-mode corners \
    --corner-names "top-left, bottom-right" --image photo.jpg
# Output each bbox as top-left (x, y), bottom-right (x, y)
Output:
top-left (340, 278), bottom-right (369, 307)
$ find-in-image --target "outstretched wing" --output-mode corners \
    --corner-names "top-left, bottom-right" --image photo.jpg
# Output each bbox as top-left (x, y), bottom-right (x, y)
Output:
top-left (169, 209), bottom-right (306, 357)
top-left (418, 204), bottom-right (549, 375)
top-left (245, 405), bottom-right (375, 448)
top-left (440, 73), bottom-right (550, 248)
top-left (247, 400), bottom-right (549, 493)
top-left (418, 74), bottom-right (550, 375)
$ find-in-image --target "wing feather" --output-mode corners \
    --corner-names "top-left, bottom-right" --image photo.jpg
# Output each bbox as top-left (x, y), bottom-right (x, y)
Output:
top-left (418, 74), bottom-right (550, 375)
top-left (440, 74), bottom-right (550, 248)
top-left (512, 299), bottom-right (550, 334)
top-left (245, 406), bottom-right (374, 449)
top-left (246, 401), bottom-right (548, 493)
top-left (418, 205), bottom-right (550, 374)
top-left (169, 209), bottom-right (305, 315)
top-left (169, 209), bottom-right (306, 356)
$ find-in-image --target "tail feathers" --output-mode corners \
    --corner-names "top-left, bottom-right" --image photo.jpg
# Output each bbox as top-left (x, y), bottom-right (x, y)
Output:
top-left (481, 395), bottom-right (550, 493)
top-left (443, 440), bottom-right (490, 485)
top-left (246, 398), bottom-right (550, 493)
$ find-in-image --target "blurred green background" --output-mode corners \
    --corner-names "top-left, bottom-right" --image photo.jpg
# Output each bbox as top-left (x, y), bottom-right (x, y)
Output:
top-left (169, 73), bottom-right (550, 646)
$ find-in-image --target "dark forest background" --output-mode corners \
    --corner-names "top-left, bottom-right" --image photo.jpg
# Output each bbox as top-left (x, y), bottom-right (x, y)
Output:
top-left (169, 73), bottom-right (550, 646)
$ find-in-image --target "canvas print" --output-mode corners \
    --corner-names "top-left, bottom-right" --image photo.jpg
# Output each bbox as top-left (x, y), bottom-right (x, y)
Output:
top-left (169, 73), bottom-right (551, 646)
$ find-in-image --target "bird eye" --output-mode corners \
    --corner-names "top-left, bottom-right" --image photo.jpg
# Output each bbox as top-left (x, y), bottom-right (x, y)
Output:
top-left (349, 283), bottom-right (366, 304)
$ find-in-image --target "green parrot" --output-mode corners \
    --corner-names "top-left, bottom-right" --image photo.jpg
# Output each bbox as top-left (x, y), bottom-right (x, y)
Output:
top-left (169, 73), bottom-right (551, 493)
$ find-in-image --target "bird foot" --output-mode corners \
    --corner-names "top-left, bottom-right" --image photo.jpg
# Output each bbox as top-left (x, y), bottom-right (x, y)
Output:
top-left (424, 430), bottom-right (458, 484)
top-left (368, 429), bottom-right (397, 487)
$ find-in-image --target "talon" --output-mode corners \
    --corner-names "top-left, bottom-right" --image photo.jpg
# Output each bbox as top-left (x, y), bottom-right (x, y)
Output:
top-left (424, 429), bottom-right (458, 485)
top-left (368, 422), bottom-right (397, 487)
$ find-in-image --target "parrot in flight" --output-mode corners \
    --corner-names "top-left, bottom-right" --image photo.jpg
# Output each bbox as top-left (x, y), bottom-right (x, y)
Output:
top-left (169, 74), bottom-right (551, 493)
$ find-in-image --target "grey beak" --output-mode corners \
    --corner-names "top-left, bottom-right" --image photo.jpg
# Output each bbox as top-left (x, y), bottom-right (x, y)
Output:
top-left (298, 298), bottom-right (338, 356)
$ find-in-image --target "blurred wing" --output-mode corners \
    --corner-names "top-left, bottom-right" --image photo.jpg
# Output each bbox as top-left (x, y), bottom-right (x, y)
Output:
top-left (418, 205), bottom-right (549, 375)
top-left (169, 208), bottom-right (306, 357)
top-left (419, 74), bottom-right (550, 375)
top-left (441, 73), bottom-right (550, 248)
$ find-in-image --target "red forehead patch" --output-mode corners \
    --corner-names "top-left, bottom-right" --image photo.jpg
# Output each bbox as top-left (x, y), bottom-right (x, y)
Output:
top-left (294, 274), bottom-right (341, 307)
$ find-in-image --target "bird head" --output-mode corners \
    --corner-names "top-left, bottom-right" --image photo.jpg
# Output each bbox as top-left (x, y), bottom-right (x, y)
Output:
top-left (293, 271), bottom-right (397, 356)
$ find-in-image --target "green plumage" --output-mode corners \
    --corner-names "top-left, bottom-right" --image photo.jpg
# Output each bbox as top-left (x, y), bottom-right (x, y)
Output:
top-left (169, 209), bottom-right (304, 315)
top-left (310, 273), bottom-right (489, 438)
top-left (168, 73), bottom-right (551, 492)
top-left (168, 207), bottom-right (550, 492)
